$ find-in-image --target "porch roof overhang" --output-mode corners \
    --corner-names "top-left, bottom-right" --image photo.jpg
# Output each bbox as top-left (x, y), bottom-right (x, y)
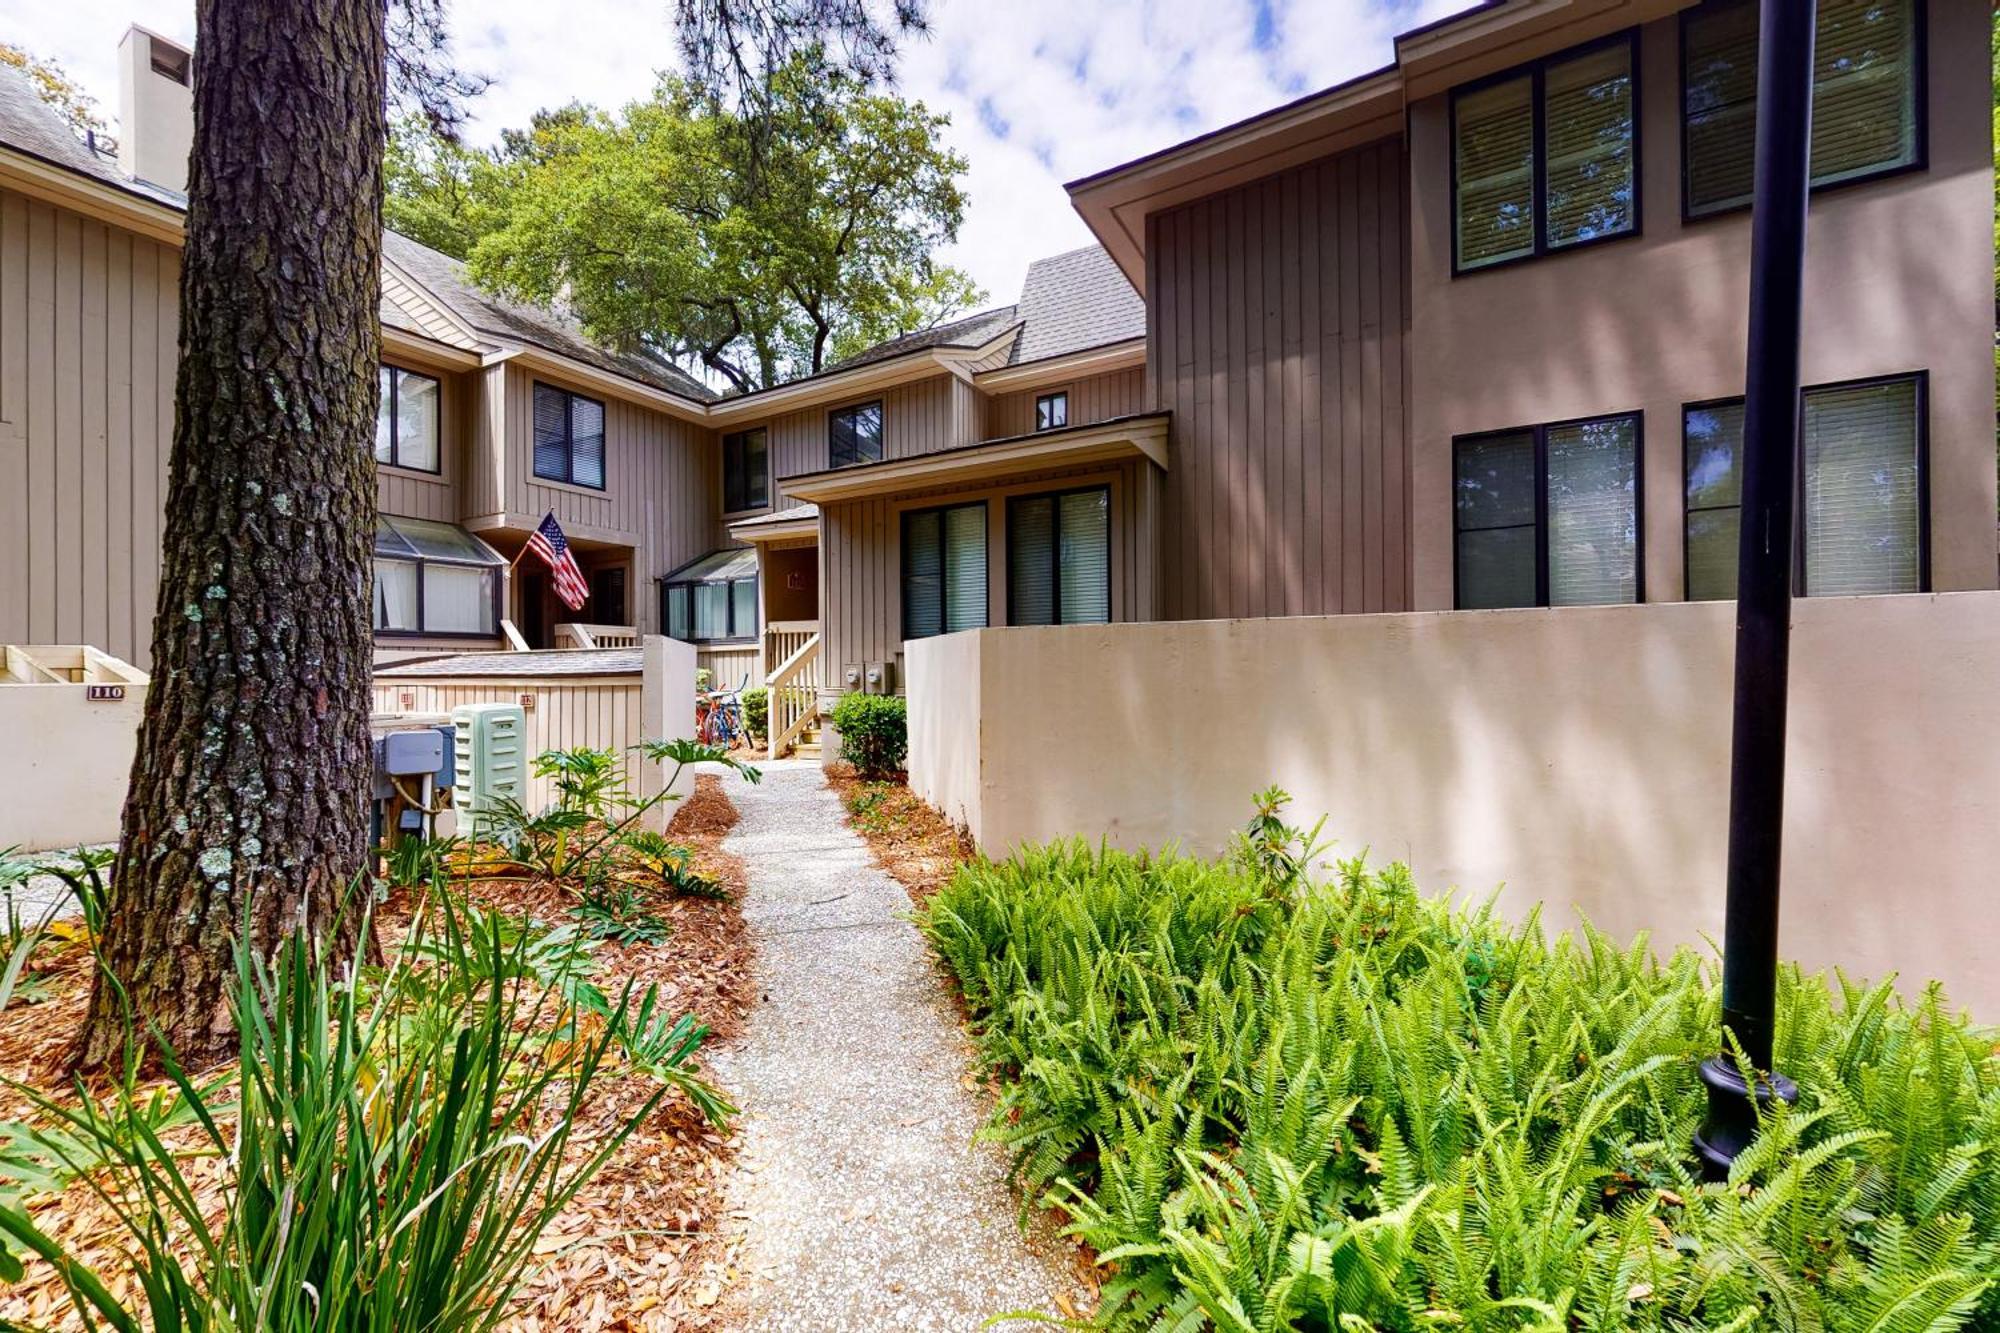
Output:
top-left (728, 504), bottom-right (821, 544)
top-left (776, 412), bottom-right (1170, 506)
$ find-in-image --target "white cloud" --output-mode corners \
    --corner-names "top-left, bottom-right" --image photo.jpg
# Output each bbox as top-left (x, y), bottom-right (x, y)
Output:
top-left (11, 0), bottom-right (1478, 305)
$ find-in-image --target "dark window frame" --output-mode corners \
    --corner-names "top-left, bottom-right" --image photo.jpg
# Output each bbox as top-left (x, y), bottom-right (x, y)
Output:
top-left (901, 500), bottom-right (988, 640)
top-left (1452, 411), bottom-right (1647, 609)
top-left (1448, 27), bottom-right (1644, 277)
top-left (376, 364), bottom-right (442, 474)
top-left (1006, 484), bottom-right (1114, 627)
top-left (829, 399), bottom-right (885, 469)
top-left (1677, 0), bottom-right (1929, 223)
top-left (1035, 391), bottom-right (1070, 432)
top-left (722, 426), bottom-right (770, 513)
top-left (660, 572), bottom-right (759, 645)
top-left (1680, 370), bottom-right (1930, 599)
top-left (532, 382), bottom-right (607, 490)
top-left (372, 524), bottom-right (504, 642)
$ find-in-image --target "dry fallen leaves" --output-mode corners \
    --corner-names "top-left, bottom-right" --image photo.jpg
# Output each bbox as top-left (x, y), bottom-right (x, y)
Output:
top-left (0, 774), bottom-right (757, 1333)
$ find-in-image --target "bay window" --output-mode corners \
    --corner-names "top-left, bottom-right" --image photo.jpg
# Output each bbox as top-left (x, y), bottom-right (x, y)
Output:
top-left (373, 516), bottom-right (503, 637)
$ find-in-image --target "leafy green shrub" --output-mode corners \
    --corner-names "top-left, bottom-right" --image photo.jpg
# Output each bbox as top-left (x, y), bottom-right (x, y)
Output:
top-left (572, 879), bottom-right (671, 944)
top-left (741, 686), bottom-right (768, 745)
top-left (830, 692), bottom-right (907, 779)
top-left (919, 831), bottom-right (2000, 1330)
top-left (0, 888), bottom-right (729, 1328)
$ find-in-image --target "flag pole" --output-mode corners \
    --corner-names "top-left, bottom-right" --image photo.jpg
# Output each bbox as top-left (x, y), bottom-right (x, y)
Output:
top-left (509, 510), bottom-right (557, 571)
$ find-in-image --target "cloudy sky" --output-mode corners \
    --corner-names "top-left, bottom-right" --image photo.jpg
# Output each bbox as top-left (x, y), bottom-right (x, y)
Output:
top-left (13, 0), bottom-right (1474, 306)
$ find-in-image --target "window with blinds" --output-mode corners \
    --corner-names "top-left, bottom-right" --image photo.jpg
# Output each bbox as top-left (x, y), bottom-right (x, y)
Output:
top-left (1681, 0), bottom-right (1920, 218)
top-left (1680, 376), bottom-right (1924, 599)
top-left (1008, 487), bottom-right (1111, 626)
top-left (532, 383), bottom-right (606, 489)
top-left (1451, 35), bottom-right (1636, 272)
top-left (1454, 414), bottom-right (1641, 609)
top-left (902, 502), bottom-right (988, 640)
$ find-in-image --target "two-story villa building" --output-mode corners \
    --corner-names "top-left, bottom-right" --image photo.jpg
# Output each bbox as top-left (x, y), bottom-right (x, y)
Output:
top-left (1, 0), bottom-right (1990, 761)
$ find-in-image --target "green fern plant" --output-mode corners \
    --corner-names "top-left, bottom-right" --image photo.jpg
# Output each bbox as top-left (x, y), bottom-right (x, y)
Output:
top-left (919, 803), bottom-right (2000, 1331)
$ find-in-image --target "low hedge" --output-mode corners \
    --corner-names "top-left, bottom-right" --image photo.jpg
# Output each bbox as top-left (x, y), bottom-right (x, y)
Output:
top-left (740, 686), bottom-right (768, 746)
top-left (829, 692), bottom-right (906, 779)
top-left (918, 811), bottom-right (1999, 1330)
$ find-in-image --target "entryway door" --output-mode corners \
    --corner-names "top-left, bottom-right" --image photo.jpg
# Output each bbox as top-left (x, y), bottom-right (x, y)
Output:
top-left (590, 567), bottom-right (628, 625)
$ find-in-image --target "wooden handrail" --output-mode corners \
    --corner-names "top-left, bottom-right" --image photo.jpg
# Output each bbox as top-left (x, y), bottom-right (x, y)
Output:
top-left (764, 630), bottom-right (822, 760)
top-left (554, 623), bottom-right (640, 650)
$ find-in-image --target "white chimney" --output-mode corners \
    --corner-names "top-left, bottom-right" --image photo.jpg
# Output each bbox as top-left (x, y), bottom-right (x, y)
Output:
top-left (116, 25), bottom-right (193, 193)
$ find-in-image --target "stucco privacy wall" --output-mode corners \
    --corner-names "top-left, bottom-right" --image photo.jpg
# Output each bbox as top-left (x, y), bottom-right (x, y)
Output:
top-left (370, 636), bottom-right (695, 828)
top-left (1404, 0), bottom-right (1997, 607)
top-left (908, 593), bottom-right (2000, 1017)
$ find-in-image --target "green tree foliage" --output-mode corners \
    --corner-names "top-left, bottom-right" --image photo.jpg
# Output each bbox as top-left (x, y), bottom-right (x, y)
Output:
top-left (386, 64), bottom-right (978, 392)
top-left (384, 114), bottom-right (491, 258)
top-left (0, 44), bottom-right (108, 140)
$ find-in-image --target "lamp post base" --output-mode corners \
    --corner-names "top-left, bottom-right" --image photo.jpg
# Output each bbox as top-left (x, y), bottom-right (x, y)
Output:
top-left (1694, 1055), bottom-right (1799, 1180)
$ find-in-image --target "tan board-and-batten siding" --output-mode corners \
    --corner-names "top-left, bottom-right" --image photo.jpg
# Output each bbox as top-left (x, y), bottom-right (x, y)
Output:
top-left (470, 362), bottom-right (727, 638)
top-left (1147, 137), bottom-right (1411, 622)
top-left (0, 186), bottom-right (178, 668)
top-left (817, 456), bottom-right (1160, 691)
top-left (985, 365), bottom-right (1146, 439)
top-left (371, 672), bottom-right (643, 813)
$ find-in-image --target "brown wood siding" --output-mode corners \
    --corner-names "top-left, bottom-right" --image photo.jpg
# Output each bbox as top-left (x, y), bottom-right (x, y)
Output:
top-left (1147, 139), bottom-right (1410, 620)
top-left (986, 366), bottom-right (1146, 439)
top-left (370, 674), bottom-right (641, 811)
top-left (744, 373), bottom-right (967, 510)
top-left (480, 363), bottom-right (722, 636)
top-left (0, 187), bottom-right (178, 668)
top-left (818, 458), bottom-right (1160, 692)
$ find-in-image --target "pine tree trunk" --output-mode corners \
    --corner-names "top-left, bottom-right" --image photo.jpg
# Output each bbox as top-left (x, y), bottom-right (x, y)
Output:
top-left (75, 0), bottom-right (387, 1072)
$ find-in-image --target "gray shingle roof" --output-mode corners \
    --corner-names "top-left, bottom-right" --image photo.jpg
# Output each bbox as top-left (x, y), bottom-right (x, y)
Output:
top-left (0, 65), bottom-right (182, 209)
top-left (374, 648), bottom-right (643, 678)
top-left (1009, 244), bottom-right (1146, 365)
top-left (0, 67), bottom-right (712, 402)
top-left (380, 232), bottom-right (716, 402)
top-left (819, 304), bottom-right (1021, 374)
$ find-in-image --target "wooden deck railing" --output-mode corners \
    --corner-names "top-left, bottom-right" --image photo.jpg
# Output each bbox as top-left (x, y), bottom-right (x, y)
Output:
top-left (554, 623), bottom-right (640, 650)
top-left (763, 619), bottom-right (822, 759)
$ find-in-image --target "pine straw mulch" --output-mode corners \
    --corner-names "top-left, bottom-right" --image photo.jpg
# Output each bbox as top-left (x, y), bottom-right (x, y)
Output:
top-left (0, 773), bottom-right (756, 1333)
top-left (823, 764), bottom-right (976, 907)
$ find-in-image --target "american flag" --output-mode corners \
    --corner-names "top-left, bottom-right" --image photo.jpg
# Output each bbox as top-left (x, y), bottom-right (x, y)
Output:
top-left (526, 512), bottom-right (589, 611)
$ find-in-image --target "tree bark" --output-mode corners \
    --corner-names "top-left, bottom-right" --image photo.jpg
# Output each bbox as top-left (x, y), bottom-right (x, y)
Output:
top-left (75, 0), bottom-right (387, 1071)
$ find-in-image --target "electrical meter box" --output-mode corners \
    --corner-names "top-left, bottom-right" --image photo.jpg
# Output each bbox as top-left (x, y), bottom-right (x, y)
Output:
top-left (451, 703), bottom-right (526, 834)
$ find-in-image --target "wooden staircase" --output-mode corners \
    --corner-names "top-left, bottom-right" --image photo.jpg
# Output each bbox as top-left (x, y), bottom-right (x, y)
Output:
top-left (763, 620), bottom-right (823, 759)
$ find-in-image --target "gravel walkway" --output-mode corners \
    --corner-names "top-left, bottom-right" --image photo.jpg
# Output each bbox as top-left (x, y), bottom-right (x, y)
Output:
top-left (706, 760), bottom-right (1085, 1331)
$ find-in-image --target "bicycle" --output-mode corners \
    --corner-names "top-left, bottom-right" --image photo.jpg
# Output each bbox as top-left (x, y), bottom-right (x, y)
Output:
top-left (698, 676), bottom-right (750, 750)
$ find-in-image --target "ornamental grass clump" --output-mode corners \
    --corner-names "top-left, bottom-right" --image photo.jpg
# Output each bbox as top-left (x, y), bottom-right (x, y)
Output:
top-left (918, 803), bottom-right (2000, 1331)
top-left (0, 884), bottom-right (731, 1331)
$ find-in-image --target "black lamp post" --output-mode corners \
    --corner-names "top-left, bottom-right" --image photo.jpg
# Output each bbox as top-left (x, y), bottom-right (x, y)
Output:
top-left (1693, 0), bottom-right (1816, 1178)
